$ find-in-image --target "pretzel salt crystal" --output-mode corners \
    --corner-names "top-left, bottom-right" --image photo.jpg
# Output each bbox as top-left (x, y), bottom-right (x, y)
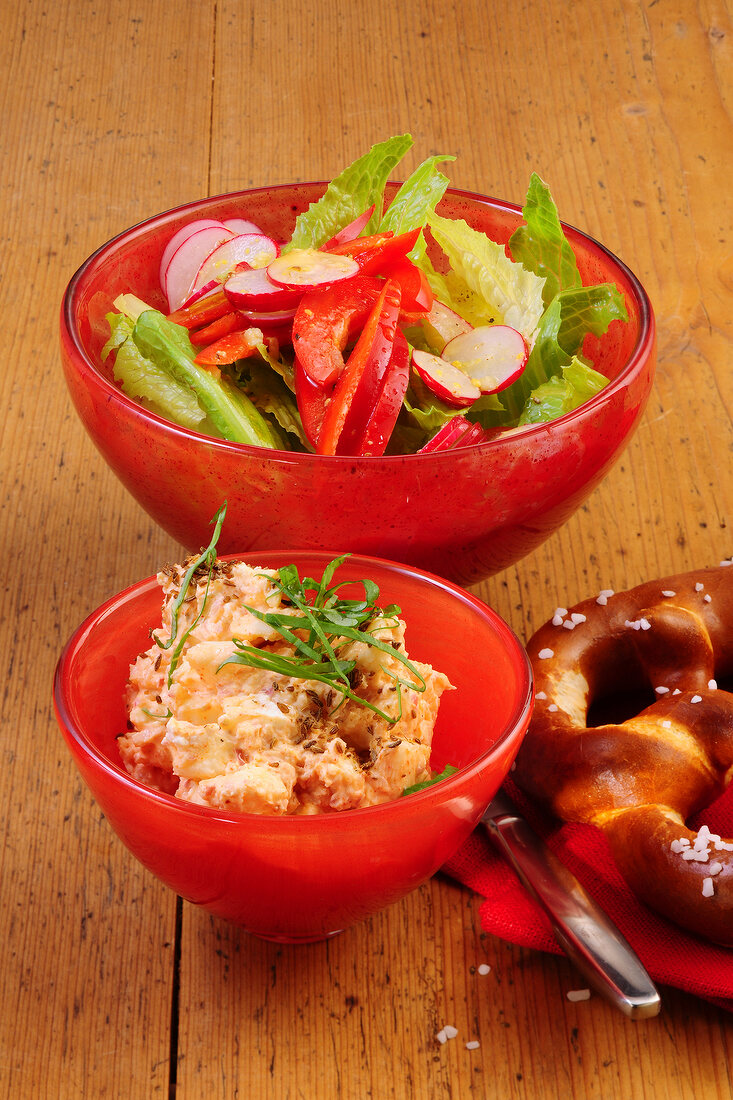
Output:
top-left (513, 565), bottom-right (733, 944)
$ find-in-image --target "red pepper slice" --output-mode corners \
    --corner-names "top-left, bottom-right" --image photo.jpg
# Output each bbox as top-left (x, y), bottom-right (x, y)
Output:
top-left (194, 328), bottom-right (262, 366)
top-left (317, 279), bottom-right (402, 456)
top-left (167, 286), bottom-right (231, 330)
top-left (322, 204), bottom-right (376, 250)
top-left (294, 359), bottom-right (330, 449)
top-left (384, 258), bottom-right (433, 317)
top-left (326, 228), bottom-right (420, 277)
top-left (190, 310), bottom-right (247, 346)
top-left (357, 330), bottom-right (411, 456)
top-left (292, 275), bottom-right (383, 389)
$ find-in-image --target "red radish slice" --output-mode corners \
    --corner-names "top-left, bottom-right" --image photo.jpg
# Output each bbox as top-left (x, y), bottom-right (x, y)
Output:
top-left (159, 219), bottom-right (231, 290)
top-left (442, 325), bottom-right (528, 394)
top-left (224, 217), bottom-right (264, 235)
top-left (418, 416), bottom-right (474, 453)
top-left (422, 300), bottom-right (473, 349)
top-left (239, 306), bottom-right (297, 325)
top-left (418, 416), bottom-right (495, 453)
top-left (178, 279), bottom-right (220, 311)
top-left (412, 349), bottom-right (481, 408)
top-left (224, 266), bottom-right (303, 312)
top-left (190, 234), bottom-right (280, 296)
top-left (267, 247), bottom-right (359, 290)
top-left (164, 225), bottom-right (235, 311)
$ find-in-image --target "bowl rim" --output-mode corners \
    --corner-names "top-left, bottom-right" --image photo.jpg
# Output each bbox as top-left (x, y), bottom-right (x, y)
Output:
top-left (60, 181), bottom-right (656, 462)
top-left (53, 548), bottom-right (534, 828)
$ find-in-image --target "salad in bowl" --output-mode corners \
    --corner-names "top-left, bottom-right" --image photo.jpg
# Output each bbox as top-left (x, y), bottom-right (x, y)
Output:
top-left (102, 134), bottom-right (628, 458)
top-left (60, 135), bottom-right (654, 581)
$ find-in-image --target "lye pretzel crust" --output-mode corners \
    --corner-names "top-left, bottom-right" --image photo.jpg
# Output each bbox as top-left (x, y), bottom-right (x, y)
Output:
top-left (513, 564), bottom-right (733, 945)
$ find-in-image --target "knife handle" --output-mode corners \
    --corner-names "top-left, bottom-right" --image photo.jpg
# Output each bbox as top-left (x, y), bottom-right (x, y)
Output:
top-left (483, 811), bottom-right (661, 1019)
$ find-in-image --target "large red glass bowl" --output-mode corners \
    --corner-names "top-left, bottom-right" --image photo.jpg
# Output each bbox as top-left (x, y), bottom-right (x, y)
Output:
top-left (60, 184), bottom-right (655, 585)
top-left (53, 551), bottom-right (532, 942)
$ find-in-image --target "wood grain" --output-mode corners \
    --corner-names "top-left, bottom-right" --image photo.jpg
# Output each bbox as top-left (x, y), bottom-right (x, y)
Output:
top-left (2, 0), bottom-right (733, 1096)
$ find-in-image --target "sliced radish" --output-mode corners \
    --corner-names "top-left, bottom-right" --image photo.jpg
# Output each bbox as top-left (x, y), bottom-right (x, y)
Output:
top-left (239, 305), bottom-right (298, 326)
top-left (178, 279), bottom-right (220, 311)
top-left (442, 325), bottom-right (528, 394)
top-left (412, 349), bottom-right (481, 408)
top-left (164, 225), bottom-right (235, 311)
top-left (266, 247), bottom-right (359, 290)
top-left (190, 233), bottom-right (280, 296)
top-left (224, 217), bottom-right (264, 235)
top-left (418, 416), bottom-right (495, 453)
top-left (421, 300), bottom-right (473, 349)
top-left (224, 265), bottom-right (303, 312)
top-left (159, 219), bottom-right (232, 290)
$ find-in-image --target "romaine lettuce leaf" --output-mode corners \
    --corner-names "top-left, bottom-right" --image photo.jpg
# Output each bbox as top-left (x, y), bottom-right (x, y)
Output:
top-left (426, 212), bottom-right (546, 342)
top-left (518, 358), bottom-right (608, 425)
top-left (102, 311), bottom-right (134, 361)
top-left (111, 330), bottom-right (207, 431)
top-left (402, 391), bottom-right (457, 435)
top-left (508, 174), bottom-right (582, 305)
top-left (236, 361), bottom-right (307, 448)
top-left (285, 134), bottom-right (413, 252)
top-left (499, 282), bottom-right (626, 417)
top-left (132, 310), bottom-right (284, 448)
top-left (378, 154), bottom-right (454, 261)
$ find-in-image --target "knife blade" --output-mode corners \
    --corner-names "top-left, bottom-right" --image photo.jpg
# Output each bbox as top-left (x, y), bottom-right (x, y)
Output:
top-left (481, 788), bottom-right (661, 1019)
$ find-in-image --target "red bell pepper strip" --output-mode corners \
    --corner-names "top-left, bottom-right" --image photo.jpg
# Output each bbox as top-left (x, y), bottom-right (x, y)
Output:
top-left (317, 279), bottom-right (402, 456)
top-left (292, 275), bottom-right (383, 389)
top-left (322, 205), bottom-right (376, 250)
top-left (357, 330), bottom-right (411, 456)
top-left (167, 286), bottom-right (231, 330)
top-left (294, 359), bottom-right (330, 449)
top-left (326, 228), bottom-right (420, 277)
top-left (194, 328), bottom-right (262, 366)
top-left (190, 310), bottom-right (247, 346)
top-left (383, 258), bottom-right (433, 317)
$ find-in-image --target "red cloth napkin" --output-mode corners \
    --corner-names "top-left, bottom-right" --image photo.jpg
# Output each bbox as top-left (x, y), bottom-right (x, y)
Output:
top-left (443, 779), bottom-right (733, 1011)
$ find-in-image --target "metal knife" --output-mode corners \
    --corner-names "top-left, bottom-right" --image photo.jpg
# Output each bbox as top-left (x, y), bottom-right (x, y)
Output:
top-left (481, 788), bottom-right (661, 1019)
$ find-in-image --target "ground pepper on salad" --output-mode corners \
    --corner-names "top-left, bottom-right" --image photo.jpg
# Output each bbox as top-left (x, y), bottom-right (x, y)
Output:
top-left (102, 134), bottom-right (629, 457)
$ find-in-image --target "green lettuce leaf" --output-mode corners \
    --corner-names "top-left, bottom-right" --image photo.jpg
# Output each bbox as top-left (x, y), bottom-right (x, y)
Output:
top-left (101, 311), bottom-right (134, 361)
top-left (518, 358), bottom-right (609, 425)
top-left (112, 330), bottom-right (207, 431)
top-left (132, 310), bottom-right (284, 448)
top-left (285, 134), bottom-right (413, 251)
top-left (378, 154), bottom-right (454, 261)
top-left (499, 282), bottom-right (626, 418)
top-left (508, 174), bottom-right (582, 305)
top-left (426, 211), bottom-right (546, 342)
top-left (235, 362), bottom-right (308, 448)
top-left (402, 391), bottom-right (457, 435)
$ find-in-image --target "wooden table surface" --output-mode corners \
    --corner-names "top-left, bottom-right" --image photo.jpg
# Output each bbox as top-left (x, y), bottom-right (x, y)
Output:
top-left (2, 0), bottom-right (733, 1096)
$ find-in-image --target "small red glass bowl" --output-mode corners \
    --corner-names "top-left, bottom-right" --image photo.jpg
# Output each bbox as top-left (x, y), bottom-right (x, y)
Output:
top-left (53, 551), bottom-right (533, 942)
top-left (60, 184), bottom-right (655, 585)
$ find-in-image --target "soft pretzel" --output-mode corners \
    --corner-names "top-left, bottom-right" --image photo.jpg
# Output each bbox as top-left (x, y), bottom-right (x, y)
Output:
top-left (512, 565), bottom-right (733, 944)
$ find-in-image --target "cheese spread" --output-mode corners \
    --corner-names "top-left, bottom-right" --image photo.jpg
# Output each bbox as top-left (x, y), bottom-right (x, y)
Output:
top-left (118, 556), bottom-right (452, 814)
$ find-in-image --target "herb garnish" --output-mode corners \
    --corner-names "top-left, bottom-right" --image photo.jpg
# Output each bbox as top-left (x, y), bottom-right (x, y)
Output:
top-left (219, 553), bottom-right (426, 724)
top-left (402, 764), bottom-right (459, 796)
top-left (152, 502), bottom-right (425, 723)
top-left (140, 706), bottom-right (173, 720)
top-left (153, 502), bottom-right (228, 684)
